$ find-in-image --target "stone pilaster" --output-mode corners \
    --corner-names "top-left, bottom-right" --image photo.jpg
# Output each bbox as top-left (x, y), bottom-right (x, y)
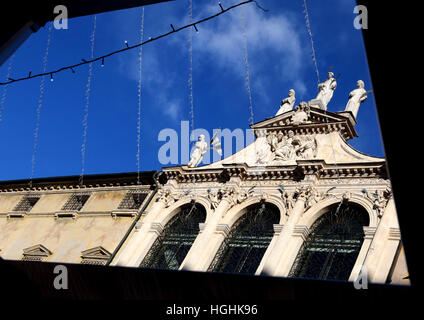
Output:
top-left (260, 191), bottom-right (307, 276)
top-left (181, 196), bottom-right (234, 271)
top-left (111, 198), bottom-right (166, 266)
top-left (362, 198), bottom-right (402, 283)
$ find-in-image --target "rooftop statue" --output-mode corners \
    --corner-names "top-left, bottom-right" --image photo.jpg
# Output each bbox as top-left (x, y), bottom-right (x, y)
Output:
top-left (345, 80), bottom-right (367, 119)
top-left (276, 89), bottom-right (296, 116)
top-left (311, 72), bottom-right (337, 110)
top-left (188, 134), bottom-right (208, 168)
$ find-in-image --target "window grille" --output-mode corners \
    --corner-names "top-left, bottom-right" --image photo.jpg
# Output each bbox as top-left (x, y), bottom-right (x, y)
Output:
top-left (13, 195), bottom-right (41, 212)
top-left (140, 202), bottom-right (206, 270)
top-left (118, 190), bottom-right (148, 210)
top-left (288, 203), bottom-right (369, 281)
top-left (208, 202), bottom-right (280, 274)
top-left (61, 193), bottom-right (90, 211)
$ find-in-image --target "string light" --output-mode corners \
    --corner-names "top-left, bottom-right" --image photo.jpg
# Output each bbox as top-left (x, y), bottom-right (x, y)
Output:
top-left (29, 22), bottom-right (53, 189)
top-left (136, 7), bottom-right (145, 187)
top-left (0, 0), bottom-right (258, 86)
top-left (79, 15), bottom-right (97, 187)
top-left (303, 0), bottom-right (320, 84)
top-left (188, 0), bottom-right (195, 140)
top-left (241, 6), bottom-right (254, 125)
top-left (0, 53), bottom-right (15, 125)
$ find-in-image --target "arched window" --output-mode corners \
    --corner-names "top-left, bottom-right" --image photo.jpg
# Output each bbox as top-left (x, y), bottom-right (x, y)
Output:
top-left (208, 202), bottom-right (280, 274)
top-left (140, 202), bottom-right (206, 270)
top-left (289, 202), bottom-right (369, 281)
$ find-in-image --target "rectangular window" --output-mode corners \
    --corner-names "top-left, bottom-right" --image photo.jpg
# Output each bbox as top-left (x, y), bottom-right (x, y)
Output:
top-left (118, 190), bottom-right (148, 210)
top-left (13, 195), bottom-right (41, 213)
top-left (62, 194), bottom-right (90, 211)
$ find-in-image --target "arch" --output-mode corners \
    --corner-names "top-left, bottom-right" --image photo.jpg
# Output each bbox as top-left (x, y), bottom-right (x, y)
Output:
top-left (139, 202), bottom-right (206, 270)
top-left (299, 194), bottom-right (378, 228)
top-left (223, 194), bottom-right (287, 228)
top-left (156, 195), bottom-right (212, 226)
top-left (208, 202), bottom-right (280, 274)
top-left (289, 201), bottom-right (369, 281)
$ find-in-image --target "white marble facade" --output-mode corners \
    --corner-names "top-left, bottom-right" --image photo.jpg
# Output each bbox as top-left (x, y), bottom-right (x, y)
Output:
top-left (112, 105), bottom-right (409, 285)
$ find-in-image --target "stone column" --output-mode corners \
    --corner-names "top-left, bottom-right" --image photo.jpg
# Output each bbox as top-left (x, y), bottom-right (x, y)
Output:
top-left (362, 198), bottom-right (402, 283)
top-left (181, 196), bottom-right (234, 271)
top-left (260, 192), bottom-right (307, 276)
top-left (111, 198), bottom-right (166, 267)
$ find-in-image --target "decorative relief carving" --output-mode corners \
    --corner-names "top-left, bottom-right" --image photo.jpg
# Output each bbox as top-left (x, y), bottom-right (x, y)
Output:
top-left (278, 186), bottom-right (295, 217)
top-left (156, 189), bottom-right (176, 208)
top-left (206, 186), bottom-right (256, 212)
top-left (304, 186), bottom-right (337, 211)
top-left (207, 189), bottom-right (220, 210)
top-left (256, 129), bottom-right (318, 165)
top-left (362, 186), bottom-right (392, 218)
top-left (291, 102), bottom-right (311, 125)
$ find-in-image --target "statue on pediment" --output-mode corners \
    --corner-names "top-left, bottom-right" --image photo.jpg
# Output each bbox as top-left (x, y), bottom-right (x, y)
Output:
top-left (345, 80), bottom-right (367, 119)
top-left (291, 102), bottom-right (311, 125)
top-left (313, 72), bottom-right (337, 110)
top-left (276, 89), bottom-right (296, 116)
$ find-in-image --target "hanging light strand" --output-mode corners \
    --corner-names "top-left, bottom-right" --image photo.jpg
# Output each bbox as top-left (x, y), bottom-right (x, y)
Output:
top-left (79, 15), bottom-right (97, 187)
top-left (0, 0), bottom-right (257, 87)
top-left (302, 0), bottom-right (320, 84)
top-left (241, 6), bottom-right (254, 125)
top-left (0, 54), bottom-right (15, 125)
top-left (29, 22), bottom-right (53, 188)
top-left (136, 7), bottom-right (145, 187)
top-left (188, 0), bottom-right (195, 137)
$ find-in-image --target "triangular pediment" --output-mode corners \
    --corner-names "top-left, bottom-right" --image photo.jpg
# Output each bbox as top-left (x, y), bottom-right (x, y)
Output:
top-left (23, 244), bottom-right (52, 257)
top-left (251, 106), bottom-right (357, 141)
top-left (81, 246), bottom-right (111, 260)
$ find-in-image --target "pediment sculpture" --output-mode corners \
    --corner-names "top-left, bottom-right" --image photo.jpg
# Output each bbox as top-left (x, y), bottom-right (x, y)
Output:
top-left (290, 102), bottom-right (311, 125)
top-left (256, 129), bottom-right (318, 164)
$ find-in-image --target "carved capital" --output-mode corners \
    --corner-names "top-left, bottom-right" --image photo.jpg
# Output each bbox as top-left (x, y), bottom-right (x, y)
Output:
top-left (215, 224), bottom-right (231, 237)
top-left (149, 222), bottom-right (164, 235)
top-left (273, 224), bottom-right (284, 236)
top-left (292, 225), bottom-right (309, 240)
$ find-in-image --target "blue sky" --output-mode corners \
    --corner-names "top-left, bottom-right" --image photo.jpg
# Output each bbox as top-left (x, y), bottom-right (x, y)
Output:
top-left (0, 0), bottom-right (384, 181)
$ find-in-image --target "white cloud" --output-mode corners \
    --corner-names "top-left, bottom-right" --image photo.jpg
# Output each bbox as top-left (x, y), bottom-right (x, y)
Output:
top-left (187, 2), bottom-right (307, 100)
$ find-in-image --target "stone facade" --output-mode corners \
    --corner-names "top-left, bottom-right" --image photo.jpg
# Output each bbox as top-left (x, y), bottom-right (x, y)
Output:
top-left (0, 107), bottom-right (409, 285)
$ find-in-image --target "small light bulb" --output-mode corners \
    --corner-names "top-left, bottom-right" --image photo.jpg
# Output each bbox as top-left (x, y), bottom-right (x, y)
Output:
top-left (50, 74), bottom-right (54, 82)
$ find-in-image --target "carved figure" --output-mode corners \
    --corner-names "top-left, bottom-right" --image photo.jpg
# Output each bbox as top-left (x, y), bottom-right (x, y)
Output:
top-left (291, 102), bottom-right (311, 125)
top-left (315, 72), bottom-right (337, 110)
top-left (276, 89), bottom-right (296, 116)
top-left (345, 80), bottom-right (367, 119)
top-left (207, 189), bottom-right (220, 210)
top-left (188, 134), bottom-right (208, 168)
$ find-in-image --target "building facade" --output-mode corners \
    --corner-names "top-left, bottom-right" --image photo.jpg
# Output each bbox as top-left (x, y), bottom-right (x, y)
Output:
top-left (0, 105), bottom-right (409, 285)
